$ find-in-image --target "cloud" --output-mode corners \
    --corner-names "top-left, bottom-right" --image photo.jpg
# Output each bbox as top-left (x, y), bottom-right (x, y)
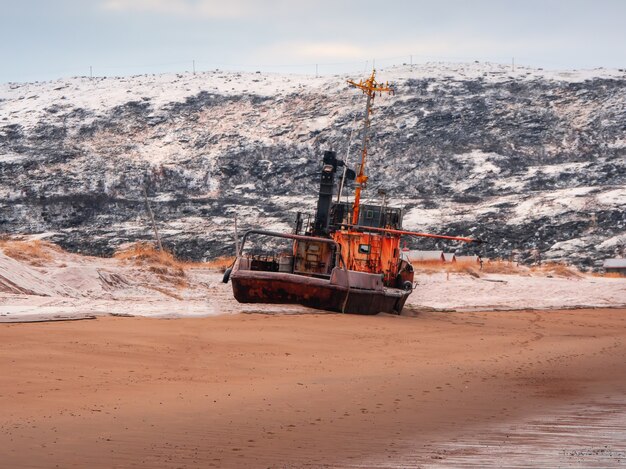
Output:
top-left (256, 38), bottom-right (478, 65)
top-left (99, 0), bottom-right (347, 21)
top-left (100, 0), bottom-right (258, 19)
top-left (269, 42), bottom-right (367, 62)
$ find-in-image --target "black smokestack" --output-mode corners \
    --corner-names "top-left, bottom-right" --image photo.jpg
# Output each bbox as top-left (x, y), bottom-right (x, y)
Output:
top-left (312, 151), bottom-right (339, 236)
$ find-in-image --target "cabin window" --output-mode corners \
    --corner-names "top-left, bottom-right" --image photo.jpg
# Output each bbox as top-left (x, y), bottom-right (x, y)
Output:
top-left (359, 244), bottom-right (371, 254)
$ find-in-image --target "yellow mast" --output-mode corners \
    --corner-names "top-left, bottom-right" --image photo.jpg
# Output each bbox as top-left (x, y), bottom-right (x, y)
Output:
top-left (347, 69), bottom-right (394, 224)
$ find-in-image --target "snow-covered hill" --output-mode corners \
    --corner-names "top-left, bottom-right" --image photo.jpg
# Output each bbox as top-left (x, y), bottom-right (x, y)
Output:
top-left (1, 63), bottom-right (625, 266)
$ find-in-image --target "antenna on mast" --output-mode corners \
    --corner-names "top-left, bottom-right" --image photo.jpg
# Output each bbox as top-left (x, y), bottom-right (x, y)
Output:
top-left (346, 69), bottom-right (394, 224)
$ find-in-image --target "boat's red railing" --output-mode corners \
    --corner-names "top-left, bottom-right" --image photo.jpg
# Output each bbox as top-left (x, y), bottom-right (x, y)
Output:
top-left (337, 224), bottom-right (483, 244)
top-left (236, 230), bottom-right (341, 257)
top-left (231, 229), bottom-right (353, 313)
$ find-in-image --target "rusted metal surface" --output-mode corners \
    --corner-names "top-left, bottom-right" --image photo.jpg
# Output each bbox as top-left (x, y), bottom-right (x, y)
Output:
top-left (231, 269), bottom-right (410, 315)
top-left (332, 230), bottom-right (401, 285)
top-left (293, 239), bottom-right (334, 276)
top-left (231, 229), bottom-right (413, 314)
top-left (330, 269), bottom-right (384, 291)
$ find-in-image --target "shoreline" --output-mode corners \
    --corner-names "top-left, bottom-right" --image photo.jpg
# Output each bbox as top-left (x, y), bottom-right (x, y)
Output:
top-left (3, 303), bottom-right (626, 324)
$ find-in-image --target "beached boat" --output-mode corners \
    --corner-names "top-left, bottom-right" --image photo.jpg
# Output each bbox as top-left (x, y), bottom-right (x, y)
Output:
top-left (223, 70), bottom-right (480, 314)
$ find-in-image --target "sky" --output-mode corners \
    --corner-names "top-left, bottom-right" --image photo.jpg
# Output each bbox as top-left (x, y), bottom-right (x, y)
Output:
top-left (1, 0), bottom-right (625, 83)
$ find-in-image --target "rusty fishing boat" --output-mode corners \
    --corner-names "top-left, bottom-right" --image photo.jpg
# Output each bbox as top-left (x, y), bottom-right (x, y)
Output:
top-left (223, 70), bottom-right (481, 314)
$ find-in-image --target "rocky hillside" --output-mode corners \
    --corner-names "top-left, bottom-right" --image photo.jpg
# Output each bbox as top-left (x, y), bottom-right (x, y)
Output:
top-left (1, 63), bottom-right (624, 267)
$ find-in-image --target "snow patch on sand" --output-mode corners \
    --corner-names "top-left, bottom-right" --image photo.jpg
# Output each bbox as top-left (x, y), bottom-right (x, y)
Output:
top-left (409, 272), bottom-right (626, 312)
top-left (1, 243), bottom-right (624, 322)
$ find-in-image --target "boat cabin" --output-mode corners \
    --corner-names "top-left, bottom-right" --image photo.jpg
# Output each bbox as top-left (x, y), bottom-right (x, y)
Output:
top-left (329, 202), bottom-right (402, 230)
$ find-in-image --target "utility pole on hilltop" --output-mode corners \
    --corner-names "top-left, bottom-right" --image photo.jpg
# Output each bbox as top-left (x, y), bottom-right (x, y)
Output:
top-left (234, 215), bottom-right (240, 256)
top-left (512, 57), bottom-right (515, 72)
top-left (90, 66), bottom-right (93, 80)
top-left (193, 60), bottom-right (196, 75)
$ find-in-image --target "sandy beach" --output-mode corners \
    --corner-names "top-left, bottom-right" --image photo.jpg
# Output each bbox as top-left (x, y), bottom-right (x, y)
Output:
top-left (2, 307), bottom-right (625, 468)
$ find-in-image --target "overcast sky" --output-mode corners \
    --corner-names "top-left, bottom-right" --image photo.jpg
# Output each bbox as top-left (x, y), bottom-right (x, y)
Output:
top-left (1, 0), bottom-right (625, 83)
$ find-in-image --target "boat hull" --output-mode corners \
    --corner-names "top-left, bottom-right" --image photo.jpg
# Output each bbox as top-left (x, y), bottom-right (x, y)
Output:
top-left (231, 270), bottom-right (411, 315)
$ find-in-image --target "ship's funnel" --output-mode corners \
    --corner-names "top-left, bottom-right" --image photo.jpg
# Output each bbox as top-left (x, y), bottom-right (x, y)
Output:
top-left (313, 151), bottom-right (339, 235)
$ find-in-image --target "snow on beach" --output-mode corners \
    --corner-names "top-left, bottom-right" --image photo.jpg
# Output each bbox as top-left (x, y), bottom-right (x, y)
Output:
top-left (409, 272), bottom-right (625, 312)
top-left (1, 240), bottom-right (624, 323)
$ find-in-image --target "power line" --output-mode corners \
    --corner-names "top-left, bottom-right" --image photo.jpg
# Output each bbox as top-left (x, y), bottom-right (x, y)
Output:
top-left (5, 51), bottom-right (616, 85)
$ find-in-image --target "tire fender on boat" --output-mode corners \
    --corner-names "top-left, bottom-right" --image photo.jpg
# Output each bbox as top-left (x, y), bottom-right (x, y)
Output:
top-left (222, 267), bottom-right (232, 284)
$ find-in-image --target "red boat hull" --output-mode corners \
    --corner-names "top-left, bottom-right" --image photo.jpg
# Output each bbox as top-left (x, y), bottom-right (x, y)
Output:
top-left (231, 270), bottom-right (410, 315)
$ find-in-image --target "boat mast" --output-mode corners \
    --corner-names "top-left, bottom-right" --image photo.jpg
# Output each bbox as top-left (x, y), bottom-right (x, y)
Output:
top-left (346, 69), bottom-right (394, 224)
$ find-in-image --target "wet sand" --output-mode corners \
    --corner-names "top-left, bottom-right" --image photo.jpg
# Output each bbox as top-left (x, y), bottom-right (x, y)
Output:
top-left (1, 308), bottom-right (626, 467)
